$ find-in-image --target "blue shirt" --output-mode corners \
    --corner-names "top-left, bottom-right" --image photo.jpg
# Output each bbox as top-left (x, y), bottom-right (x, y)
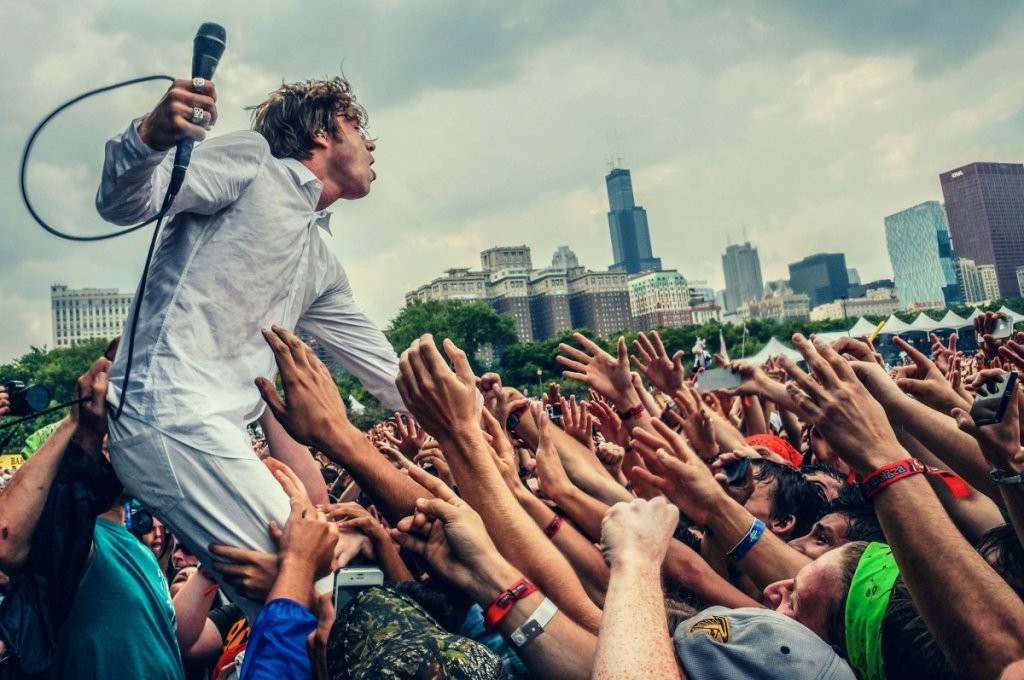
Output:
top-left (240, 598), bottom-right (317, 680)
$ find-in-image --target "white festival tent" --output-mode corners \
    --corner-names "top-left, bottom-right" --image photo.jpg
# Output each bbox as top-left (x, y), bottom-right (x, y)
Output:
top-left (907, 313), bottom-right (939, 332)
top-left (998, 306), bottom-right (1024, 324)
top-left (746, 337), bottom-right (804, 365)
top-left (740, 308), bottom-right (1023, 364)
top-left (933, 310), bottom-right (971, 329)
top-left (878, 314), bottom-right (913, 335)
top-left (848, 316), bottom-right (881, 337)
top-left (810, 317), bottom-right (878, 345)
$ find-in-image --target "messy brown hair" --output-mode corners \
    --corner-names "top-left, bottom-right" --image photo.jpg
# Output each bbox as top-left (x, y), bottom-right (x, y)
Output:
top-left (248, 76), bottom-right (369, 160)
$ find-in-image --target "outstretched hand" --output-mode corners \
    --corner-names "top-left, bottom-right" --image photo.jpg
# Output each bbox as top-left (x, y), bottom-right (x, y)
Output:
top-left (386, 414), bottom-right (429, 458)
top-left (561, 395), bottom-right (595, 451)
top-left (258, 325), bottom-right (349, 451)
top-left (557, 333), bottom-right (634, 405)
top-left (952, 371), bottom-right (1024, 473)
top-left (396, 334), bottom-right (481, 443)
top-left (629, 419), bottom-right (727, 526)
top-left (391, 462), bottom-right (507, 595)
top-left (891, 336), bottom-right (970, 413)
top-left (631, 331), bottom-right (685, 395)
top-left (781, 334), bottom-right (905, 476)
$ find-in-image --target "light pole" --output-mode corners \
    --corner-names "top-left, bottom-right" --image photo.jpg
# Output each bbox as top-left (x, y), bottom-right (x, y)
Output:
top-left (536, 367), bottom-right (543, 393)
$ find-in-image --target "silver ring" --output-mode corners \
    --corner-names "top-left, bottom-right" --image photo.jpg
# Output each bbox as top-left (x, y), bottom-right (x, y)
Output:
top-left (191, 106), bottom-right (205, 124)
top-left (192, 77), bottom-right (206, 92)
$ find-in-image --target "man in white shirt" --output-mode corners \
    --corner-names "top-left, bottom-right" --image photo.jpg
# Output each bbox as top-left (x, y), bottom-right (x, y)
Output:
top-left (97, 76), bottom-right (403, 620)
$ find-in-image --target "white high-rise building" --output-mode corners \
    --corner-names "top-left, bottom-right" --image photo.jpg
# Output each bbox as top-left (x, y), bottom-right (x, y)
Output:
top-left (51, 284), bottom-right (134, 348)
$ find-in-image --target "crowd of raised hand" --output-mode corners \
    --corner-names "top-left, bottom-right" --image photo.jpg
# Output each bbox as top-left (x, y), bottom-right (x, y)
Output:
top-left (5, 312), bottom-right (1024, 679)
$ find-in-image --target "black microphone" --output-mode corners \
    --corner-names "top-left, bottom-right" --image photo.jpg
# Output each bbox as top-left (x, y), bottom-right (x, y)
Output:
top-left (168, 22), bottom-right (227, 197)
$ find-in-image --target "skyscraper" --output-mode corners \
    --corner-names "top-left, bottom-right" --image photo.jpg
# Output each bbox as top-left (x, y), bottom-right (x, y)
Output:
top-left (787, 253), bottom-right (850, 309)
top-left (884, 201), bottom-right (961, 309)
top-left (605, 168), bottom-right (662, 275)
top-left (940, 162), bottom-right (1024, 300)
top-left (721, 242), bottom-right (764, 313)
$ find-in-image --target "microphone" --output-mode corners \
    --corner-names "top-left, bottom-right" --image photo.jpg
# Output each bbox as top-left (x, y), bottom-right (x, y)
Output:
top-left (168, 22), bottom-right (227, 197)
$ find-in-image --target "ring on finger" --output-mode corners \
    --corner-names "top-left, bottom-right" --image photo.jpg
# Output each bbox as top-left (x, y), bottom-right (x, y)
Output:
top-left (192, 77), bottom-right (206, 92)
top-left (191, 106), bottom-right (205, 124)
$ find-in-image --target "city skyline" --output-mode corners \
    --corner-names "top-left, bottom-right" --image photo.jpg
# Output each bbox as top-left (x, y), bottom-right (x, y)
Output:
top-left (4, 2), bottom-right (1024, 362)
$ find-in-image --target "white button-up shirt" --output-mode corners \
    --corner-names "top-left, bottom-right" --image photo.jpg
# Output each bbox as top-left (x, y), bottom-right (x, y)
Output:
top-left (97, 122), bottom-right (403, 455)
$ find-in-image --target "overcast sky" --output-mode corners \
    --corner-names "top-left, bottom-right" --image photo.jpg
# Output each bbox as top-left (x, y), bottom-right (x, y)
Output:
top-left (4, 1), bottom-right (1024, 363)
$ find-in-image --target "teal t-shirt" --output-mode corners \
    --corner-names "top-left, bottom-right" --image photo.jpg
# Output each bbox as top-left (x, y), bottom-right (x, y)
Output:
top-left (50, 517), bottom-right (184, 680)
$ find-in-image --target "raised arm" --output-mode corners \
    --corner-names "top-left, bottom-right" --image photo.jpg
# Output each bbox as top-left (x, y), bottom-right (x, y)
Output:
top-left (595, 497), bottom-right (685, 680)
top-left (393, 463), bottom-right (596, 680)
top-left (260, 409), bottom-right (328, 507)
top-left (785, 333), bottom-right (1024, 678)
top-left (396, 334), bottom-right (602, 633)
top-left (256, 325), bottom-right (427, 524)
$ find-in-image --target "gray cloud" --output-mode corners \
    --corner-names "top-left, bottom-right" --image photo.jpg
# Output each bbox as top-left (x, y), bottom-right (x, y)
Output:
top-left (3, 1), bottom-right (1024, 363)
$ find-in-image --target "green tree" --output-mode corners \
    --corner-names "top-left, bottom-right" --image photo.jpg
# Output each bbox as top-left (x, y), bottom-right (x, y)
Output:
top-left (386, 300), bottom-right (518, 372)
top-left (0, 338), bottom-right (111, 453)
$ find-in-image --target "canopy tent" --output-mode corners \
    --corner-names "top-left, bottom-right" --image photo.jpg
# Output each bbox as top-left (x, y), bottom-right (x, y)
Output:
top-left (998, 306), bottom-right (1024, 324)
top-left (746, 337), bottom-right (804, 365)
top-left (907, 313), bottom-right (940, 332)
top-left (966, 308), bottom-right (985, 322)
top-left (933, 310), bottom-right (971, 329)
top-left (878, 314), bottom-right (914, 335)
top-left (847, 316), bottom-right (880, 338)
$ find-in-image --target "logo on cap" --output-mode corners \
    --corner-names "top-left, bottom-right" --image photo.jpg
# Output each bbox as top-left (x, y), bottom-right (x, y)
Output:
top-left (689, 614), bottom-right (731, 643)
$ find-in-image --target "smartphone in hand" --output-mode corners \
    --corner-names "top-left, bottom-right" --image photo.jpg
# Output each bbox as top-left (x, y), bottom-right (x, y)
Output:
top-left (696, 367), bottom-right (741, 393)
top-left (970, 371), bottom-right (1018, 426)
top-left (334, 565), bottom-right (385, 611)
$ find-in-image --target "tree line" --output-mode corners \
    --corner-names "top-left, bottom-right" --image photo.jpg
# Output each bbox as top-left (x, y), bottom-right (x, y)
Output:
top-left (5, 297), bottom-right (1024, 452)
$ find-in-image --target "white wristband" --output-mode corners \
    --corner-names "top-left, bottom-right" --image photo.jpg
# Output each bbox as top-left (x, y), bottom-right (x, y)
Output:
top-left (509, 597), bottom-right (558, 648)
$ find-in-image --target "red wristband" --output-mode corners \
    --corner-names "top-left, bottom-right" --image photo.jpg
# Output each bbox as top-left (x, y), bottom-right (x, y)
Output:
top-left (483, 577), bottom-right (537, 632)
top-left (861, 458), bottom-right (926, 499)
top-left (544, 514), bottom-right (563, 538)
top-left (616, 403), bottom-right (645, 420)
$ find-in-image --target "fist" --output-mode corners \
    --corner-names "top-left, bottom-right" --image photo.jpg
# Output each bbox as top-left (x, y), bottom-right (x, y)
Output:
top-left (600, 497), bottom-right (679, 570)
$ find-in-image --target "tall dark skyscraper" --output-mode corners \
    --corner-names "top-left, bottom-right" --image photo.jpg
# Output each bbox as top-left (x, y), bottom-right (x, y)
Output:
top-left (940, 162), bottom-right (1024, 300)
top-left (605, 168), bottom-right (661, 275)
top-left (788, 253), bottom-right (850, 309)
top-left (721, 242), bottom-right (764, 313)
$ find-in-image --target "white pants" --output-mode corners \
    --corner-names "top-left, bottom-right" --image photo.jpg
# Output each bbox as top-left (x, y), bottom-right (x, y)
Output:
top-left (108, 414), bottom-right (291, 623)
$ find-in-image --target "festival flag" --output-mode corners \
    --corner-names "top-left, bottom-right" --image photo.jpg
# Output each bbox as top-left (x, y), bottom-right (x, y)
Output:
top-left (719, 330), bottom-right (730, 363)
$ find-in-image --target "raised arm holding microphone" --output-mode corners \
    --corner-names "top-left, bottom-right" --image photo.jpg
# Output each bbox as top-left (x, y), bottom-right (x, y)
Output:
top-left (96, 39), bottom-right (404, 619)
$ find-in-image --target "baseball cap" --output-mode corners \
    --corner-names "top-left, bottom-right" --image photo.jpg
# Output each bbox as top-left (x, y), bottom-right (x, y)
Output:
top-left (674, 606), bottom-right (856, 680)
